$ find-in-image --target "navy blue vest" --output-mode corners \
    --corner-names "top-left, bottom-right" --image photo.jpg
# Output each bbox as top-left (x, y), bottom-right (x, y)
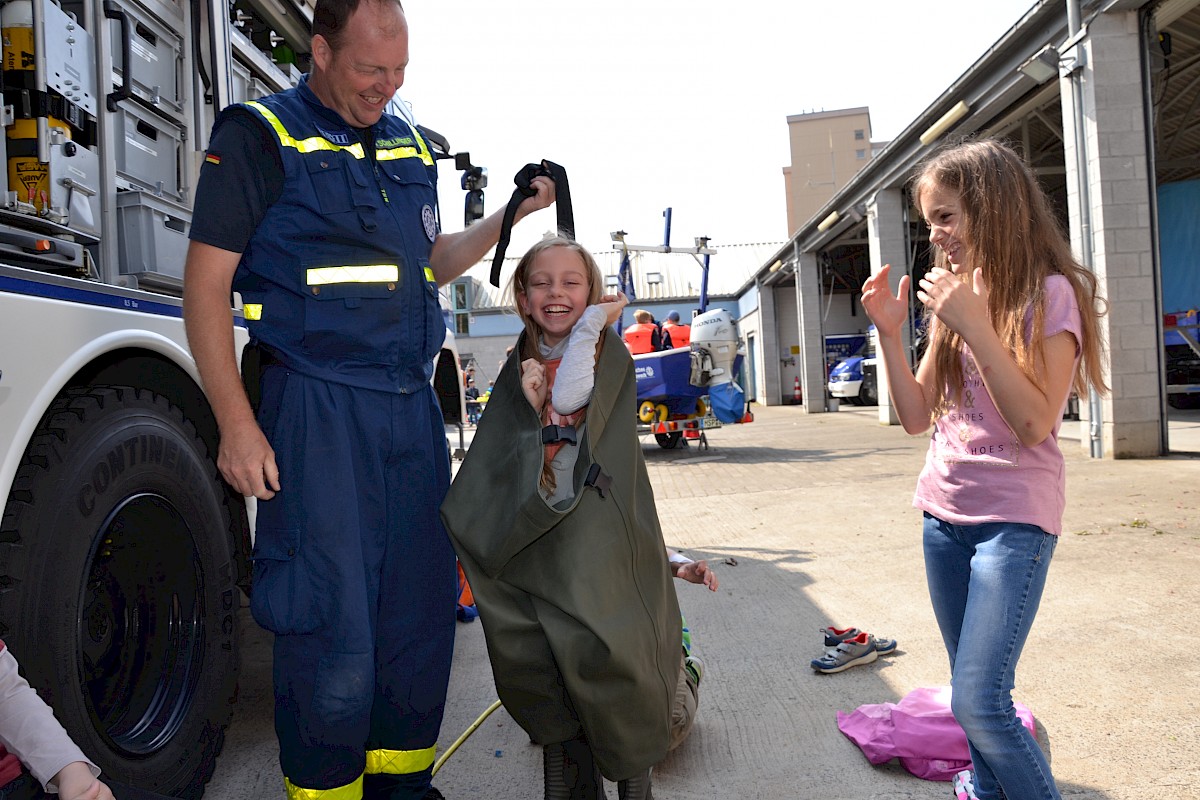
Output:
top-left (228, 78), bottom-right (445, 393)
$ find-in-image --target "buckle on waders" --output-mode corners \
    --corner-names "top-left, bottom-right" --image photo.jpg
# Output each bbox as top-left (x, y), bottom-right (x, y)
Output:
top-left (584, 463), bottom-right (612, 499)
top-left (541, 424), bottom-right (578, 445)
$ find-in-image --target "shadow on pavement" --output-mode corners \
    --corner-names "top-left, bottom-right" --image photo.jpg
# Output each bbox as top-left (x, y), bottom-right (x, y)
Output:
top-left (200, 404), bottom-right (1179, 799)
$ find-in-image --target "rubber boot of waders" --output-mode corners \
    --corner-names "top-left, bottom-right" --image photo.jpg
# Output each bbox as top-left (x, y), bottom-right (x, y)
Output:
top-left (617, 769), bottom-right (653, 800)
top-left (543, 737), bottom-right (602, 800)
top-left (543, 742), bottom-right (570, 800)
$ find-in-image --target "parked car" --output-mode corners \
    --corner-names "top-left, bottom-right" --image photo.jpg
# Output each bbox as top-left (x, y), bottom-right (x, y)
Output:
top-left (829, 355), bottom-right (878, 406)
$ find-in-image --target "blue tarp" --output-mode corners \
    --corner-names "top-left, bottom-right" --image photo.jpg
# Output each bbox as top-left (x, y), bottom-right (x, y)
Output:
top-left (709, 382), bottom-right (745, 423)
top-left (1158, 180), bottom-right (1200, 345)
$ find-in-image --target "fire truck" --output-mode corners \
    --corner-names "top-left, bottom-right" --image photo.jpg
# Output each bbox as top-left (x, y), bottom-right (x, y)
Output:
top-left (0, 0), bottom-right (468, 794)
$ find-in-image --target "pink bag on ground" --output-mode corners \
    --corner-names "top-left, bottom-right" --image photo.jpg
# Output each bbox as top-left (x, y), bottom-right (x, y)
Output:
top-left (836, 686), bottom-right (1037, 781)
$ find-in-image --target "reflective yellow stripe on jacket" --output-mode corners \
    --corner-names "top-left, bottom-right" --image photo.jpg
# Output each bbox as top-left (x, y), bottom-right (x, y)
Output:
top-left (305, 265), bottom-right (400, 286)
top-left (284, 774), bottom-right (363, 800)
top-left (248, 265), bottom-right (423, 316)
top-left (366, 745), bottom-right (437, 776)
top-left (245, 102), bottom-right (434, 166)
top-left (377, 127), bottom-right (435, 167)
top-left (246, 102), bottom-right (365, 159)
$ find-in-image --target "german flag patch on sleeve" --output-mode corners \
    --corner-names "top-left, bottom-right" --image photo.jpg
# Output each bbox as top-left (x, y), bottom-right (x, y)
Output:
top-left (204, 153), bottom-right (221, 166)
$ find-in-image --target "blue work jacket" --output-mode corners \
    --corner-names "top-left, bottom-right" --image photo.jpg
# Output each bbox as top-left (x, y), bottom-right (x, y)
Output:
top-left (229, 77), bottom-right (445, 393)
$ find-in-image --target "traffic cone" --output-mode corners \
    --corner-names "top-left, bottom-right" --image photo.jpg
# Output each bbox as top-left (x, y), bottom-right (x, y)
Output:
top-left (793, 376), bottom-right (802, 404)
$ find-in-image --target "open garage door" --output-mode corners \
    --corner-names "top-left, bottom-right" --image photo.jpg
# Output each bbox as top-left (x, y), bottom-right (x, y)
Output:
top-left (1151, 0), bottom-right (1200, 448)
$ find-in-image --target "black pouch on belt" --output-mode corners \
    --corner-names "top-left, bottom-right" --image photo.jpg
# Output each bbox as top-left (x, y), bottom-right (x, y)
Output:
top-left (240, 341), bottom-right (278, 414)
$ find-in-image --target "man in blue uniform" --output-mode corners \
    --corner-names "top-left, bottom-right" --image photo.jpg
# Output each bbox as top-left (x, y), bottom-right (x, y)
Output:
top-left (181, 1), bottom-right (555, 797)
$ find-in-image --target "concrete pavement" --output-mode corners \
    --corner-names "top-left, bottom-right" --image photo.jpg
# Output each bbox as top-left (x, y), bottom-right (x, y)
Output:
top-left (203, 404), bottom-right (1200, 800)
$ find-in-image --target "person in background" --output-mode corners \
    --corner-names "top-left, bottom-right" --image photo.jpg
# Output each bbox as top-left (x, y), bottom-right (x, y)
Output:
top-left (860, 138), bottom-right (1107, 800)
top-left (662, 310), bottom-right (691, 349)
top-left (623, 309), bottom-right (662, 354)
top-left (464, 378), bottom-right (481, 425)
top-left (0, 640), bottom-right (115, 800)
top-left (649, 313), bottom-right (673, 350)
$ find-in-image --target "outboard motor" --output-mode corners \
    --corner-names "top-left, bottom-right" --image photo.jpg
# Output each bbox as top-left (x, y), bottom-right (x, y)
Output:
top-left (689, 309), bottom-right (745, 423)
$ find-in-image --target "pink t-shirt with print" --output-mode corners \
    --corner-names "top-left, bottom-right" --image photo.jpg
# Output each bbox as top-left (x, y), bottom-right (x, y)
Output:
top-left (913, 275), bottom-right (1082, 536)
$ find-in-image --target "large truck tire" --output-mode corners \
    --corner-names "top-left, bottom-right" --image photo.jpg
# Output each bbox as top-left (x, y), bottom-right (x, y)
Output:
top-left (0, 386), bottom-right (239, 799)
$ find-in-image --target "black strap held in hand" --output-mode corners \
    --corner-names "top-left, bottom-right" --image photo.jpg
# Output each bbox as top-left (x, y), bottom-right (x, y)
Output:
top-left (490, 160), bottom-right (574, 286)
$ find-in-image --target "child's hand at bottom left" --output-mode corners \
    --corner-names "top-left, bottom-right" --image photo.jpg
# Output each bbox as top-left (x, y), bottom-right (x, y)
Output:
top-left (54, 762), bottom-right (114, 800)
top-left (521, 358), bottom-right (547, 411)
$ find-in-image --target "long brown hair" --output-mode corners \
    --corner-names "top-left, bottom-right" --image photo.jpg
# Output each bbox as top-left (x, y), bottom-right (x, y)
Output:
top-left (912, 139), bottom-right (1108, 418)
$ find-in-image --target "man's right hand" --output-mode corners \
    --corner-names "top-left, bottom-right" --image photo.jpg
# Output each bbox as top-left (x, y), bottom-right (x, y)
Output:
top-left (183, 241), bottom-right (281, 501)
top-left (217, 416), bottom-right (281, 500)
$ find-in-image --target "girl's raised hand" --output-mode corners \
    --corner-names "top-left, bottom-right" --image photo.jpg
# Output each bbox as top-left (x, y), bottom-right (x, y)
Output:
top-left (596, 291), bottom-right (629, 328)
top-left (520, 358), bottom-right (547, 411)
top-left (917, 267), bottom-right (988, 337)
top-left (860, 264), bottom-right (911, 338)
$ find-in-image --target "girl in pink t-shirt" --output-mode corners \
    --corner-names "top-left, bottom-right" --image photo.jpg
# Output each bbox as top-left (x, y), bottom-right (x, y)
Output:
top-left (861, 139), bottom-right (1107, 800)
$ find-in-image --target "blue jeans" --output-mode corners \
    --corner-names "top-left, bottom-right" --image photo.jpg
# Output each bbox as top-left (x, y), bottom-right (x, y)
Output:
top-left (923, 513), bottom-right (1061, 800)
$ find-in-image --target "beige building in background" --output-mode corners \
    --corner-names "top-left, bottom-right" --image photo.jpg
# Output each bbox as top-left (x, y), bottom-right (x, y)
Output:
top-left (782, 107), bottom-right (874, 234)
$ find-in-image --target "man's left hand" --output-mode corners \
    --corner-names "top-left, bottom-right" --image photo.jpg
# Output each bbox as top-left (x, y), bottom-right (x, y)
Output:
top-left (516, 175), bottom-right (556, 221)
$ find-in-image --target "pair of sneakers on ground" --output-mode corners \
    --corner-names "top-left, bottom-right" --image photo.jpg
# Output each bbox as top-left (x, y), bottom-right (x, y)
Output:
top-left (810, 626), bottom-right (898, 674)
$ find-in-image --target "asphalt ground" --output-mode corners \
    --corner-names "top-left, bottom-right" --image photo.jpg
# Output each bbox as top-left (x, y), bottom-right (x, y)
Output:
top-left (203, 404), bottom-right (1200, 800)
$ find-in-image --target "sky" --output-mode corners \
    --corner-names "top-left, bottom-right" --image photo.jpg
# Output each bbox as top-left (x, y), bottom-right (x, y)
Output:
top-left (397, 0), bottom-right (1038, 259)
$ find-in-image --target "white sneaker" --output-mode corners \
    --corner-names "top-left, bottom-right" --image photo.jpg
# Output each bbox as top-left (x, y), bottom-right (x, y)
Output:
top-left (953, 770), bottom-right (979, 800)
top-left (809, 632), bottom-right (879, 673)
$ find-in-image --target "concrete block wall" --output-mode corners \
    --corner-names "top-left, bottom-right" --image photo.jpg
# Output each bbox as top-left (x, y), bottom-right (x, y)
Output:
top-left (758, 283), bottom-right (782, 406)
top-left (794, 249), bottom-right (827, 413)
top-left (867, 188), bottom-right (911, 426)
top-left (1060, 9), bottom-right (1162, 457)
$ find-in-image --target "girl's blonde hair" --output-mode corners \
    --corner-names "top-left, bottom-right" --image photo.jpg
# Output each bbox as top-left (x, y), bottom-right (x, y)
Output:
top-left (912, 138), bottom-right (1108, 417)
top-left (508, 235), bottom-right (605, 493)
top-left (509, 235), bottom-right (605, 362)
